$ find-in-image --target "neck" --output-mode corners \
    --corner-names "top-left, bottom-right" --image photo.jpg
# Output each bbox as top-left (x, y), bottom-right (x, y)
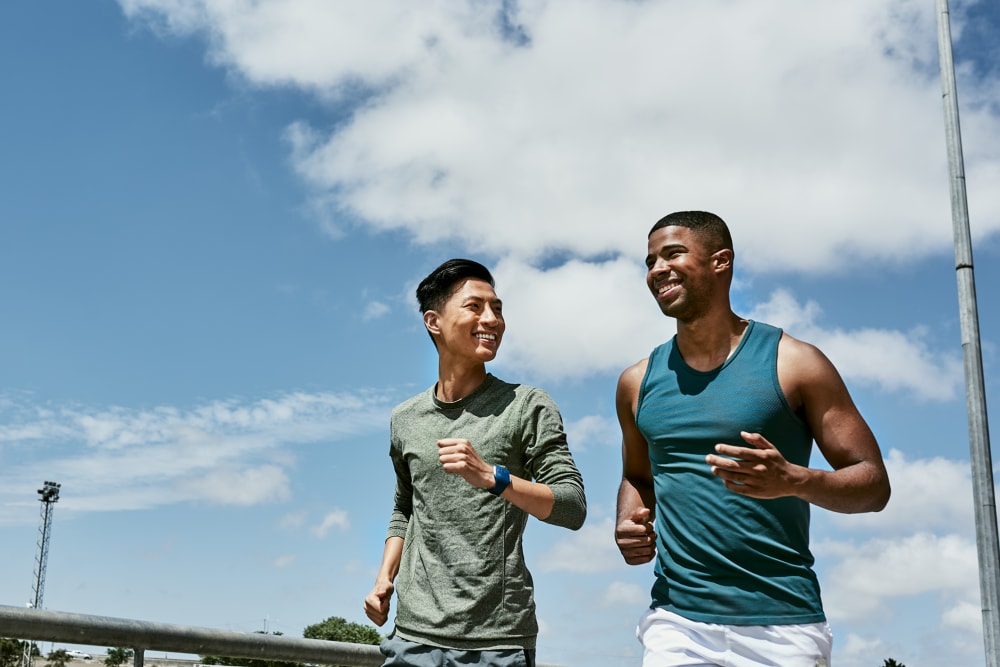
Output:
top-left (435, 361), bottom-right (488, 402)
top-left (674, 308), bottom-right (748, 372)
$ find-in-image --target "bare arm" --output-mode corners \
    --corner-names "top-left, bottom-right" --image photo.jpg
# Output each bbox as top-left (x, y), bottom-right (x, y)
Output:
top-left (706, 334), bottom-right (890, 513)
top-left (364, 536), bottom-right (403, 626)
top-left (615, 360), bottom-right (658, 564)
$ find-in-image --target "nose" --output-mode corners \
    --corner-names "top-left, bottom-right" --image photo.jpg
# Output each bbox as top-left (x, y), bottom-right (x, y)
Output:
top-left (648, 256), bottom-right (669, 278)
top-left (481, 304), bottom-right (500, 327)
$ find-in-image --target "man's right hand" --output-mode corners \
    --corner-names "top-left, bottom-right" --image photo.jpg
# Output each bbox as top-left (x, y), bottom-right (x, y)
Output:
top-left (364, 580), bottom-right (394, 627)
top-left (615, 506), bottom-right (657, 565)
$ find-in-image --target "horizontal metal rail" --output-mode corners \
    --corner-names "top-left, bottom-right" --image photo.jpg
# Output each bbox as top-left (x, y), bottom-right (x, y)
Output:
top-left (0, 606), bottom-right (566, 667)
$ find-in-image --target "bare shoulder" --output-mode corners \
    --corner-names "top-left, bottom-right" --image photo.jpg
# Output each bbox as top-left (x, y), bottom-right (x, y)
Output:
top-left (776, 332), bottom-right (851, 409)
top-left (777, 332), bottom-right (841, 380)
top-left (617, 358), bottom-right (649, 394)
top-left (616, 358), bottom-right (649, 415)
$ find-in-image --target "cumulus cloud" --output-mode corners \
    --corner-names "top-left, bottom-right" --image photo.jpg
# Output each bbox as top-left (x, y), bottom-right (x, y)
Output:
top-left (819, 532), bottom-right (979, 622)
top-left (0, 390), bottom-right (394, 525)
top-left (491, 256), bottom-right (670, 382)
top-left (750, 289), bottom-right (964, 400)
top-left (114, 0), bottom-right (991, 399)
top-left (122, 0), bottom-right (1000, 270)
top-left (826, 448), bottom-right (975, 535)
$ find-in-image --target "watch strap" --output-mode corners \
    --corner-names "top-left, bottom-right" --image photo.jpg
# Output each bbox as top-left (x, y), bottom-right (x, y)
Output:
top-left (489, 464), bottom-right (511, 496)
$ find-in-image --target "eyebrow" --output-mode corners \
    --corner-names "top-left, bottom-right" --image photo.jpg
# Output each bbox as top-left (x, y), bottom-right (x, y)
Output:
top-left (463, 295), bottom-right (503, 307)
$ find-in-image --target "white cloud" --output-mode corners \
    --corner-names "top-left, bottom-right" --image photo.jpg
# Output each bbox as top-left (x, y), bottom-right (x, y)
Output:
top-left (601, 581), bottom-right (648, 607)
top-left (565, 414), bottom-right (619, 453)
top-left (491, 257), bottom-right (670, 382)
top-left (750, 289), bottom-right (964, 400)
top-left (819, 532), bottom-right (979, 622)
top-left (363, 300), bottom-right (390, 321)
top-left (826, 449), bottom-right (975, 535)
top-left (836, 634), bottom-right (887, 667)
top-left (312, 509), bottom-right (350, 537)
top-left (113, 1), bottom-right (992, 398)
top-left (0, 390), bottom-right (394, 524)
top-left (536, 517), bottom-right (622, 573)
top-left (273, 555), bottom-right (296, 569)
top-left (120, 0), bottom-right (1000, 271)
top-left (177, 465), bottom-right (291, 505)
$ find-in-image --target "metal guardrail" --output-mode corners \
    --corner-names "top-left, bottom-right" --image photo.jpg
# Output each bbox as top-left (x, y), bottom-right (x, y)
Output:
top-left (0, 605), bottom-right (382, 667)
top-left (0, 606), bottom-right (566, 667)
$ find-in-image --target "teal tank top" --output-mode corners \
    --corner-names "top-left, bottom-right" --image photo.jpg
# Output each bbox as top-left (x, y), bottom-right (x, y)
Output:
top-left (635, 320), bottom-right (825, 625)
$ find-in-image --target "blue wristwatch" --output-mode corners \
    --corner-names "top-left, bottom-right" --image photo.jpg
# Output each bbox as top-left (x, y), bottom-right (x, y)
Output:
top-left (489, 464), bottom-right (511, 496)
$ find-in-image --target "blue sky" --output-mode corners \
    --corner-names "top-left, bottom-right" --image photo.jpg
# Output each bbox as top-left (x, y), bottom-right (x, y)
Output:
top-left (1, 1), bottom-right (999, 666)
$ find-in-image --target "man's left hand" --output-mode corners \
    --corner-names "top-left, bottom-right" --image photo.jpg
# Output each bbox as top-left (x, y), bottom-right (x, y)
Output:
top-left (706, 431), bottom-right (804, 499)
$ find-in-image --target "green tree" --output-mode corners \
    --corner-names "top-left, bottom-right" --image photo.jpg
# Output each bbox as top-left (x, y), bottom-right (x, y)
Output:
top-left (1, 638), bottom-right (24, 667)
top-left (104, 647), bottom-right (133, 667)
top-left (1, 638), bottom-right (39, 667)
top-left (199, 632), bottom-right (300, 667)
top-left (47, 649), bottom-right (70, 667)
top-left (302, 617), bottom-right (381, 646)
top-left (882, 659), bottom-right (906, 667)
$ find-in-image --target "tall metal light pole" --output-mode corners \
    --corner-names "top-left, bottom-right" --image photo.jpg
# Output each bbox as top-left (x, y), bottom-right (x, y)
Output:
top-left (21, 481), bottom-right (61, 667)
top-left (934, 2), bottom-right (1000, 665)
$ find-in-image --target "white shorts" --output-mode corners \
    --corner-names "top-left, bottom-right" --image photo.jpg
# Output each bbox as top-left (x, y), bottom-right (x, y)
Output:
top-left (637, 608), bottom-right (833, 667)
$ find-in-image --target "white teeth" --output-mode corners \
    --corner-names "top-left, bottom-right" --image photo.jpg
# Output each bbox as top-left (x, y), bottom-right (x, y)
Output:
top-left (475, 334), bottom-right (496, 340)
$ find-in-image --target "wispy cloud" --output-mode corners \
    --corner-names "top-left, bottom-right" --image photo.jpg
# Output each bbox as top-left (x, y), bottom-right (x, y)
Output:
top-left (0, 390), bottom-right (394, 525)
top-left (311, 509), bottom-right (350, 537)
top-left (362, 300), bottom-right (390, 321)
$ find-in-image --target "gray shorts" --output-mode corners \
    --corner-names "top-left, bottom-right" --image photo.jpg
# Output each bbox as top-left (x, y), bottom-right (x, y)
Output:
top-left (380, 634), bottom-right (536, 667)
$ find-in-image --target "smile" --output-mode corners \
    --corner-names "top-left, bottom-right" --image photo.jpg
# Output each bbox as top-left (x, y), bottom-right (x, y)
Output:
top-left (655, 279), bottom-right (681, 297)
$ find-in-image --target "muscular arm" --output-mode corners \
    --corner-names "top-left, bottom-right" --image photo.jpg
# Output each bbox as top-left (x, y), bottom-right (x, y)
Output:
top-left (707, 334), bottom-right (891, 513)
top-left (615, 360), bottom-right (657, 564)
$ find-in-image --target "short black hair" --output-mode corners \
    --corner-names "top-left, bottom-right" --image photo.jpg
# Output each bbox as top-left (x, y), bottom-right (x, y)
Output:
top-left (416, 258), bottom-right (495, 314)
top-left (649, 211), bottom-right (733, 253)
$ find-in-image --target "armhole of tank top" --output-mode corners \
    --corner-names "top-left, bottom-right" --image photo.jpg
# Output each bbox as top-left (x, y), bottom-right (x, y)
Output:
top-left (635, 344), bottom-right (662, 421)
top-left (770, 326), bottom-right (809, 427)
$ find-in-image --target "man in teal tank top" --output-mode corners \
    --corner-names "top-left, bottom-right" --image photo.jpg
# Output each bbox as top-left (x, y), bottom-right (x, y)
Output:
top-left (364, 259), bottom-right (587, 667)
top-left (615, 211), bottom-right (890, 667)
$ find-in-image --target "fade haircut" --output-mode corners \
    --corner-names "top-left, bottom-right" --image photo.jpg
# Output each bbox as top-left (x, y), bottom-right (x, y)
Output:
top-left (649, 211), bottom-right (734, 254)
top-left (416, 258), bottom-right (496, 314)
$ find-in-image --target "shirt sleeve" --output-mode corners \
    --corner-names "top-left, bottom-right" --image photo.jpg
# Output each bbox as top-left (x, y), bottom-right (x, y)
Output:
top-left (520, 388), bottom-right (587, 530)
top-left (386, 414), bottom-right (413, 540)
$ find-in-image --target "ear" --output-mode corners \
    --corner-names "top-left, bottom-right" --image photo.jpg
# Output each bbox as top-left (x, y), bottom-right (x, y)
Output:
top-left (712, 249), bottom-right (733, 274)
top-left (424, 310), bottom-right (441, 337)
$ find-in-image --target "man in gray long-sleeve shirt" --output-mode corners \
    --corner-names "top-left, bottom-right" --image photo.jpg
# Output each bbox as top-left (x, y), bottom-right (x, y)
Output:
top-left (364, 258), bottom-right (587, 667)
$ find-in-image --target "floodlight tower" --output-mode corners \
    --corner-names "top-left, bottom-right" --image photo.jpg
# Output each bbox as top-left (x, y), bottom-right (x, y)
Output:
top-left (21, 481), bottom-right (61, 667)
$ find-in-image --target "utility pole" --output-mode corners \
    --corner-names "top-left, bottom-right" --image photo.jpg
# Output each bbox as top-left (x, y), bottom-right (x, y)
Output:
top-left (21, 481), bottom-right (61, 667)
top-left (934, 2), bottom-right (1000, 665)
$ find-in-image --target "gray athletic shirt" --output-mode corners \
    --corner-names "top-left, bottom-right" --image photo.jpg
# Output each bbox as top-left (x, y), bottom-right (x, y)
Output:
top-left (386, 374), bottom-right (586, 650)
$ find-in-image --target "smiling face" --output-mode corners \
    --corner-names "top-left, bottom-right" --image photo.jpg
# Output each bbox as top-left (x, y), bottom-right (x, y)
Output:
top-left (646, 225), bottom-right (730, 321)
top-left (424, 277), bottom-right (505, 365)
